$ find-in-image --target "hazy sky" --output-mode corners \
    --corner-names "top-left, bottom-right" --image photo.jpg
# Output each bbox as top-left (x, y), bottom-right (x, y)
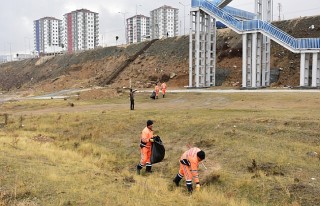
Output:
top-left (0, 0), bottom-right (319, 55)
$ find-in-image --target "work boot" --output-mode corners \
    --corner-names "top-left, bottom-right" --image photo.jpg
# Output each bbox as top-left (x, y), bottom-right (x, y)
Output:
top-left (173, 174), bottom-right (182, 186)
top-left (146, 165), bottom-right (152, 173)
top-left (136, 164), bottom-right (143, 175)
top-left (163, 94), bottom-right (165, 98)
top-left (186, 181), bottom-right (193, 193)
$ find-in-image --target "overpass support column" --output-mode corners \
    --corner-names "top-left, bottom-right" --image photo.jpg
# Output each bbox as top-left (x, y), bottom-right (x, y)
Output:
top-left (195, 11), bottom-right (200, 87)
top-left (311, 53), bottom-right (320, 87)
top-left (262, 34), bottom-right (271, 86)
top-left (241, 0), bottom-right (272, 89)
top-left (317, 53), bottom-right (320, 87)
top-left (242, 33), bottom-right (264, 89)
top-left (300, 53), bottom-right (310, 87)
top-left (242, 34), bottom-right (247, 87)
top-left (260, 0), bottom-right (272, 87)
top-left (189, 11), bottom-right (193, 87)
top-left (189, 9), bottom-right (216, 88)
top-left (242, 34), bottom-right (253, 88)
top-left (251, 33), bottom-right (258, 88)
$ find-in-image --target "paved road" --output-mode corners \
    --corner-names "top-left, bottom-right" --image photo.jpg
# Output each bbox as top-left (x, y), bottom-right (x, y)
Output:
top-left (1, 88), bottom-right (320, 103)
top-left (139, 88), bottom-right (320, 93)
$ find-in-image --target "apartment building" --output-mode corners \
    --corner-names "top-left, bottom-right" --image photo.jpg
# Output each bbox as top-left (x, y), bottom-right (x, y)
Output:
top-left (33, 17), bottom-right (63, 54)
top-left (63, 9), bottom-right (99, 53)
top-left (150, 5), bottom-right (179, 39)
top-left (127, 15), bottom-right (150, 44)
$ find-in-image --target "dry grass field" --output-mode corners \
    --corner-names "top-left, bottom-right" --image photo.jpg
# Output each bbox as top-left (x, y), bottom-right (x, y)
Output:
top-left (1, 90), bottom-right (320, 206)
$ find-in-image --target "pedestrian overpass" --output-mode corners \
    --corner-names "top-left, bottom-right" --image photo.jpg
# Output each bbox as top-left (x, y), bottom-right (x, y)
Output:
top-left (189, 0), bottom-right (320, 88)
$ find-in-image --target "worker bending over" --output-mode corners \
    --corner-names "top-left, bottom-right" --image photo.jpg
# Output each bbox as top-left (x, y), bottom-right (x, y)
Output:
top-left (173, 147), bottom-right (206, 192)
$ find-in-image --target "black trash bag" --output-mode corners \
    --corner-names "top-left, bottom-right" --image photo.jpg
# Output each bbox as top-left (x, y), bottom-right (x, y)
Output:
top-left (150, 91), bottom-right (156, 99)
top-left (151, 136), bottom-right (165, 164)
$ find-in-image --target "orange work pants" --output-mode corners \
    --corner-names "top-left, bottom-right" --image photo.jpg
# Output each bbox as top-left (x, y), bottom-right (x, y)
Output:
top-left (140, 146), bottom-right (151, 166)
top-left (179, 163), bottom-right (192, 182)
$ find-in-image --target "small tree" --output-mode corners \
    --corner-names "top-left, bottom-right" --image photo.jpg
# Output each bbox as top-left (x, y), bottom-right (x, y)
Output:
top-left (116, 36), bottom-right (119, 45)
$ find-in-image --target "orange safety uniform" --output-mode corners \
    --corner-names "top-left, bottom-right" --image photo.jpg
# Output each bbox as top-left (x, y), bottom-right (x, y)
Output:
top-left (139, 126), bottom-right (154, 167)
top-left (155, 85), bottom-right (160, 98)
top-left (161, 82), bottom-right (167, 96)
top-left (179, 147), bottom-right (201, 188)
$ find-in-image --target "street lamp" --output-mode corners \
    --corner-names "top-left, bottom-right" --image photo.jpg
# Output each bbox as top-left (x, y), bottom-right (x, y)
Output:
top-left (179, 2), bottom-right (190, 35)
top-left (118, 11), bottom-right (128, 44)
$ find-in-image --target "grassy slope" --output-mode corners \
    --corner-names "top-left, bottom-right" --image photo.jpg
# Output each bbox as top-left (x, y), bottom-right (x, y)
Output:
top-left (1, 91), bottom-right (320, 206)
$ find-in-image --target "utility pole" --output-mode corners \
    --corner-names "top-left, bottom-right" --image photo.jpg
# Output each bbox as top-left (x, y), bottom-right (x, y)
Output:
top-left (278, 3), bottom-right (282, 21)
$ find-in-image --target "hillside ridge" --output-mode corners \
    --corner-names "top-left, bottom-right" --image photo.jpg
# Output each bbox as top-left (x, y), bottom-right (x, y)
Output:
top-left (1, 15), bottom-right (320, 97)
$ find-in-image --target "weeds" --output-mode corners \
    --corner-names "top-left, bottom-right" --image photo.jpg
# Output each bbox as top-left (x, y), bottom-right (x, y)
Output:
top-left (1, 92), bottom-right (320, 205)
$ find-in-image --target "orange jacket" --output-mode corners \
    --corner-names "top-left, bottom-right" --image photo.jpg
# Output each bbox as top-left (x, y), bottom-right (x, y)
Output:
top-left (161, 83), bottom-right (167, 90)
top-left (140, 126), bottom-right (153, 148)
top-left (155, 85), bottom-right (160, 92)
top-left (180, 147), bottom-right (201, 183)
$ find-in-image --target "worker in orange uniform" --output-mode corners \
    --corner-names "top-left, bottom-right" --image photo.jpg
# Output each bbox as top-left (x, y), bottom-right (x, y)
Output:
top-left (161, 82), bottom-right (167, 98)
top-left (137, 120), bottom-right (156, 174)
top-left (173, 147), bottom-right (206, 192)
top-left (155, 84), bottom-right (160, 99)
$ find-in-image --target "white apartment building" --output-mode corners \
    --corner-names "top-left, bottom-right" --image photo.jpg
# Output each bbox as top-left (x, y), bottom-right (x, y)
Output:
top-left (127, 15), bottom-right (150, 44)
top-left (63, 9), bottom-right (99, 53)
top-left (150, 5), bottom-right (179, 39)
top-left (33, 17), bottom-right (63, 55)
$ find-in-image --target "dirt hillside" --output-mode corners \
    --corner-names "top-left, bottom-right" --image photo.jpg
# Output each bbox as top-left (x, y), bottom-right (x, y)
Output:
top-left (1, 16), bottom-right (320, 96)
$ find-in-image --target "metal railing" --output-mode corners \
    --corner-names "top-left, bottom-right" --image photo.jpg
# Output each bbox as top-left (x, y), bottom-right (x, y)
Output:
top-left (192, 0), bottom-right (320, 50)
top-left (210, 0), bottom-right (256, 20)
top-left (222, 6), bottom-right (256, 20)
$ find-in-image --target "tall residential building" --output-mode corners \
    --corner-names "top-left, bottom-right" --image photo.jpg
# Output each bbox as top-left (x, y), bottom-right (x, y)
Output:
top-left (127, 15), bottom-right (150, 44)
top-left (150, 5), bottom-right (179, 39)
top-left (33, 17), bottom-right (63, 54)
top-left (63, 9), bottom-right (99, 53)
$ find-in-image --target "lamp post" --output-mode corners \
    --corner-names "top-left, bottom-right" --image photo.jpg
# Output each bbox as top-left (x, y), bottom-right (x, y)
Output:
top-left (118, 11), bottom-right (128, 44)
top-left (179, 2), bottom-right (190, 35)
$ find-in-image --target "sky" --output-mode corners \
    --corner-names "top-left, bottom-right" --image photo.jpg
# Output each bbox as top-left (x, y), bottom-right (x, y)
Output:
top-left (0, 0), bottom-right (319, 55)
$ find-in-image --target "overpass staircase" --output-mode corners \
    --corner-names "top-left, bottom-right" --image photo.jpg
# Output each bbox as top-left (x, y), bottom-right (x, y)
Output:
top-left (189, 0), bottom-right (320, 88)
